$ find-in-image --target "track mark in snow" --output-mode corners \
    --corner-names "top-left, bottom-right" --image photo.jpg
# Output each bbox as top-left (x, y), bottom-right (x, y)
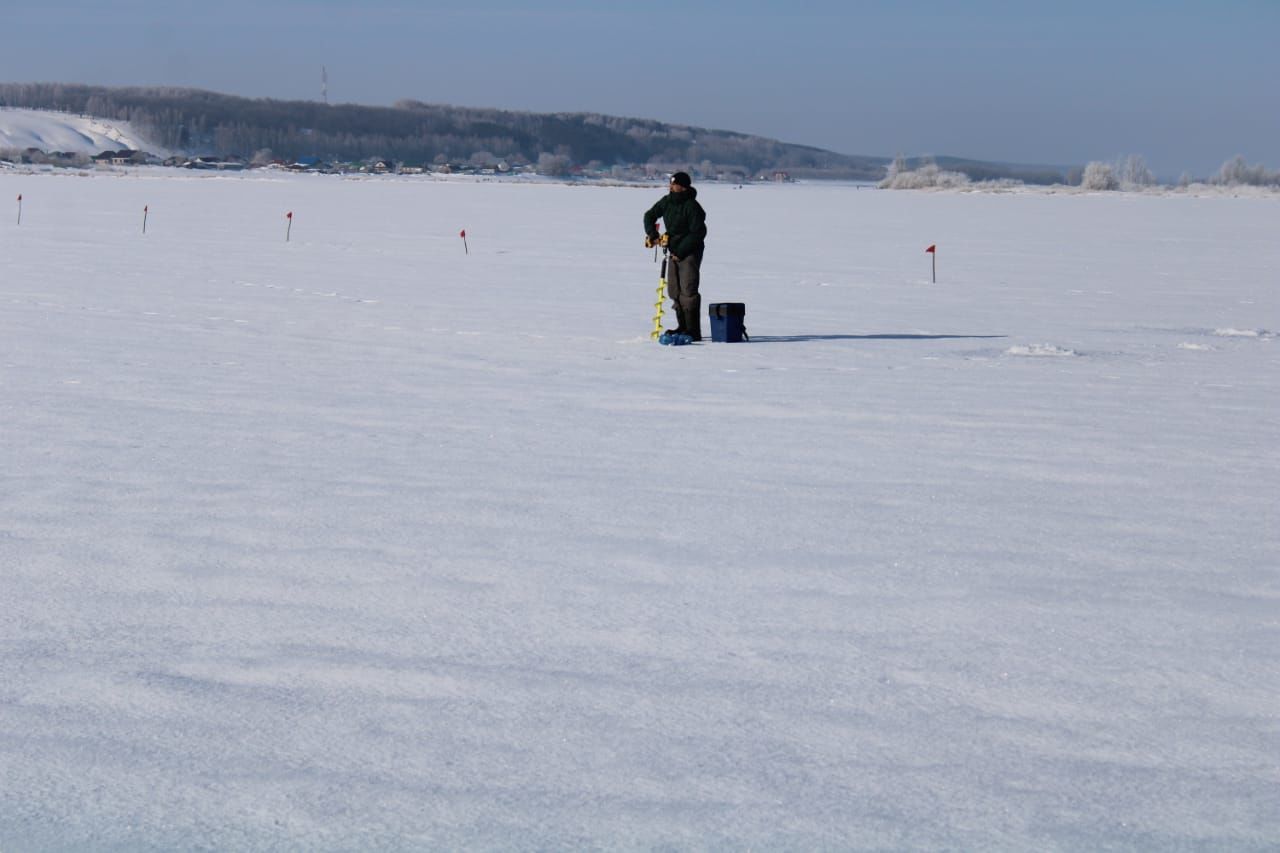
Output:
top-left (1214, 328), bottom-right (1273, 338)
top-left (1005, 344), bottom-right (1079, 358)
top-left (1178, 342), bottom-right (1217, 351)
top-left (235, 279), bottom-right (375, 303)
top-left (1139, 325), bottom-right (1274, 340)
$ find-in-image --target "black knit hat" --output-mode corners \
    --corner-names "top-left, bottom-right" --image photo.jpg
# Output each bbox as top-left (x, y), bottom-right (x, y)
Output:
top-left (670, 171), bottom-right (692, 188)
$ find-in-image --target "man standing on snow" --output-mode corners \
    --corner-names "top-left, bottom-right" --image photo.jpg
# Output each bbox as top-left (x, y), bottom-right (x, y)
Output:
top-left (644, 171), bottom-right (707, 340)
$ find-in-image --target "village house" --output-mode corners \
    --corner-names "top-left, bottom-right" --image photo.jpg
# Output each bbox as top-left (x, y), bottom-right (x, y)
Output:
top-left (182, 155), bottom-right (246, 171)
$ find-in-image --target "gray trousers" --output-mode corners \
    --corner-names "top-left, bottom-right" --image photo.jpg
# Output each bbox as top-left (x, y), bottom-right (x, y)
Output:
top-left (667, 250), bottom-right (703, 337)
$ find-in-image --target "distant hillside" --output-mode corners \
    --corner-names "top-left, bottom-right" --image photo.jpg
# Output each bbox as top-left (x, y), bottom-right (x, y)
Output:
top-left (0, 83), bottom-right (1070, 183)
top-left (0, 107), bottom-right (161, 157)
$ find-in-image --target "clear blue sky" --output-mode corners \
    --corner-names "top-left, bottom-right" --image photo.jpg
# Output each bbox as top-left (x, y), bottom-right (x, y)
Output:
top-left (3, 0), bottom-right (1276, 177)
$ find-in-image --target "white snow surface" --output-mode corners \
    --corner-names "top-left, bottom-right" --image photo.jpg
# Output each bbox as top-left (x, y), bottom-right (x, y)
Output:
top-left (1, 172), bottom-right (1277, 850)
top-left (0, 107), bottom-right (158, 155)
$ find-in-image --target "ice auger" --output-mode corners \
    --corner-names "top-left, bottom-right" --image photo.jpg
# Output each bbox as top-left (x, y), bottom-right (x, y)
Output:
top-left (651, 249), bottom-right (668, 340)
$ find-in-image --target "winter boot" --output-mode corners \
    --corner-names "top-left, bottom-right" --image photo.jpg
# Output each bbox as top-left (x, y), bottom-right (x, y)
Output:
top-left (682, 294), bottom-right (702, 341)
top-left (671, 304), bottom-right (688, 336)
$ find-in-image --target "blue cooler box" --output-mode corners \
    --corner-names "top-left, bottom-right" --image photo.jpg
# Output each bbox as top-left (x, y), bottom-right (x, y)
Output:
top-left (709, 303), bottom-right (747, 342)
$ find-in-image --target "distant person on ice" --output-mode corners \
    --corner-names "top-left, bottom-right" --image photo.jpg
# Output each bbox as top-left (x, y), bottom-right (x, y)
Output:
top-left (644, 171), bottom-right (707, 341)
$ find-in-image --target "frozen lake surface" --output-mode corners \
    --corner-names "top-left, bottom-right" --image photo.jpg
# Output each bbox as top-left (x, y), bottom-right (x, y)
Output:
top-left (1, 172), bottom-right (1277, 849)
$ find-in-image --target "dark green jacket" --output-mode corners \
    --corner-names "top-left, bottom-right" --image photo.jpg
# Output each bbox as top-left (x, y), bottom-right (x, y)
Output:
top-left (644, 187), bottom-right (707, 258)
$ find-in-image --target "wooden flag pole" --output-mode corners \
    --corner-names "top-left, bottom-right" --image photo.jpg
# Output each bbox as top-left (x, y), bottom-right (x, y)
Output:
top-left (460, 228), bottom-right (468, 254)
top-left (926, 244), bottom-right (937, 283)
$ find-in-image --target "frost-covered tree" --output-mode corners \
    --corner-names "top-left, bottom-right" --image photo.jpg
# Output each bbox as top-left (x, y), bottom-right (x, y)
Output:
top-left (536, 151), bottom-right (572, 176)
top-left (1211, 155), bottom-right (1280, 187)
top-left (879, 160), bottom-right (971, 190)
top-left (882, 153), bottom-right (907, 184)
top-left (1081, 161), bottom-right (1119, 191)
top-left (1117, 154), bottom-right (1155, 188)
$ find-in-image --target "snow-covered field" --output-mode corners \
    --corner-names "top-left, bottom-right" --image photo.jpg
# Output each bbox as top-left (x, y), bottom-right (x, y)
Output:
top-left (1, 171), bottom-right (1276, 850)
top-left (0, 108), bottom-right (159, 156)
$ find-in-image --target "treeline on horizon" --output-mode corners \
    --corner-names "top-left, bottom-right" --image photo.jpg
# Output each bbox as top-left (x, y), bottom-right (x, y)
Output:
top-left (0, 82), bottom-right (905, 179)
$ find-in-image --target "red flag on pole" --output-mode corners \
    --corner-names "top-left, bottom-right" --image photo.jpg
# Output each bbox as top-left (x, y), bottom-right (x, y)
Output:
top-left (925, 244), bottom-right (936, 253)
top-left (460, 229), bottom-right (469, 254)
